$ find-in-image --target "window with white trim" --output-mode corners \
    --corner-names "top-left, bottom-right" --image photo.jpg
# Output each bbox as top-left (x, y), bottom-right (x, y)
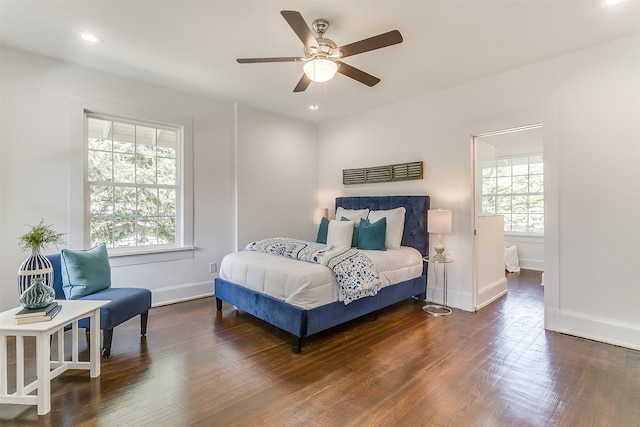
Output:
top-left (480, 154), bottom-right (544, 233)
top-left (86, 114), bottom-right (183, 250)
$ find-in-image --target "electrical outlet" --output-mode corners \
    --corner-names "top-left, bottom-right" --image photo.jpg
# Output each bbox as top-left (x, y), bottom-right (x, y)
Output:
top-left (209, 262), bottom-right (217, 273)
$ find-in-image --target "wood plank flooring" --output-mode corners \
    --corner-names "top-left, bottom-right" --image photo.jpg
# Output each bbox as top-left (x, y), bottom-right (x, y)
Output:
top-left (1, 270), bottom-right (639, 426)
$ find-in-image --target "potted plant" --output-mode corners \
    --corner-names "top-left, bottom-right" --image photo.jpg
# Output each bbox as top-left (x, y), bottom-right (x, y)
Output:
top-left (17, 219), bottom-right (65, 301)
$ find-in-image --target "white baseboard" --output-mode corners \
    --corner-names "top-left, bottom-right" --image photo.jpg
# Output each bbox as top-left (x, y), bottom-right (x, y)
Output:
top-left (151, 280), bottom-right (213, 307)
top-left (555, 309), bottom-right (640, 351)
top-left (476, 277), bottom-right (508, 310)
top-left (518, 258), bottom-right (544, 271)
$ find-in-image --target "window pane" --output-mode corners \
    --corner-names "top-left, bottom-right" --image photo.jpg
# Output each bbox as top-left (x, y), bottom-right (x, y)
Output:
top-left (157, 129), bottom-right (176, 157)
top-left (136, 155), bottom-right (156, 185)
top-left (114, 187), bottom-right (137, 217)
top-left (137, 218), bottom-right (157, 246)
top-left (90, 185), bottom-right (113, 216)
top-left (137, 187), bottom-right (158, 217)
top-left (136, 125), bottom-right (156, 156)
top-left (512, 175), bottom-right (528, 193)
top-left (529, 195), bottom-right (544, 213)
top-left (530, 174), bottom-right (544, 193)
top-left (512, 158), bottom-right (528, 176)
top-left (88, 150), bottom-right (112, 182)
top-left (497, 177), bottom-right (511, 194)
top-left (529, 214), bottom-right (544, 233)
top-left (157, 157), bottom-right (176, 185)
top-left (113, 122), bottom-right (135, 153)
top-left (482, 166), bottom-right (496, 178)
top-left (113, 220), bottom-right (136, 247)
top-left (157, 217), bottom-right (176, 244)
top-left (113, 153), bottom-right (136, 183)
top-left (158, 189), bottom-right (176, 216)
top-left (90, 217), bottom-right (113, 248)
top-left (87, 118), bottom-right (112, 150)
top-left (497, 196), bottom-right (511, 213)
top-left (512, 195), bottom-right (527, 213)
top-left (511, 214), bottom-right (528, 232)
top-left (482, 196), bottom-right (496, 214)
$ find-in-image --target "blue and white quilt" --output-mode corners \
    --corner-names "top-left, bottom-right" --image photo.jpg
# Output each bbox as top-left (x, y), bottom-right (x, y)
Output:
top-left (245, 238), bottom-right (381, 305)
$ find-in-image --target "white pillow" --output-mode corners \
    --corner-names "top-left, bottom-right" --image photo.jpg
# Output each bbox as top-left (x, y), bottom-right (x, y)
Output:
top-left (335, 207), bottom-right (369, 222)
top-left (326, 220), bottom-right (354, 248)
top-left (368, 207), bottom-right (406, 249)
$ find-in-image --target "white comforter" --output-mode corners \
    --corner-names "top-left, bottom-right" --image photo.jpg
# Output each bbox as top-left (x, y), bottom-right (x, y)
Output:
top-left (218, 246), bottom-right (423, 309)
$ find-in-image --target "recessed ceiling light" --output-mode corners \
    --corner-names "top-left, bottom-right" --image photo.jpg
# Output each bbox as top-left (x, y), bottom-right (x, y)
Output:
top-left (309, 104), bottom-right (319, 110)
top-left (79, 32), bottom-right (103, 43)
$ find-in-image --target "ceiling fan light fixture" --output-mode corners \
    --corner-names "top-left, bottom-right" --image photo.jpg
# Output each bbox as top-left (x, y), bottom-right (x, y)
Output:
top-left (303, 58), bottom-right (338, 83)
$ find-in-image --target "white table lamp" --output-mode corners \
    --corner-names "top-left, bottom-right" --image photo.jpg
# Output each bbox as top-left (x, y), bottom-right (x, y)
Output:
top-left (313, 207), bottom-right (329, 224)
top-left (428, 209), bottom-right (452, 261)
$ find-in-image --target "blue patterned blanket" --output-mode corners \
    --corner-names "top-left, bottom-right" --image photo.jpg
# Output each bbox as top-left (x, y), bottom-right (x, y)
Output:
top-left (245, 238), bottom-right (381, 305)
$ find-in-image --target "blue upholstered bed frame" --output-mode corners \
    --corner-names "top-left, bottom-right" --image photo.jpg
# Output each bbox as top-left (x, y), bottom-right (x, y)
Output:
top-left (214, 195), bottom-right (430, 353)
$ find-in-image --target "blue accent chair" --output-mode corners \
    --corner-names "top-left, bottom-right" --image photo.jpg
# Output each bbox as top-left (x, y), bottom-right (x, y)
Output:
top-left (46, 254), bottom-right (152, 358)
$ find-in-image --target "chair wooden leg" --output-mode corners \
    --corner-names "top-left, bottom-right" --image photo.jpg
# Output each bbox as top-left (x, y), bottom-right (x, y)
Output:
top-left (140, 310), bottom-right (149, 336)
top-left (216, 298), bottom-right (222, 311)
top-left (102, 328), bottom-right (113, 358)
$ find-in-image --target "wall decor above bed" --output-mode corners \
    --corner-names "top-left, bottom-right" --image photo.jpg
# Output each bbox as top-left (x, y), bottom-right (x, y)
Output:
top-left (342, 161), bottom-right (423, 185)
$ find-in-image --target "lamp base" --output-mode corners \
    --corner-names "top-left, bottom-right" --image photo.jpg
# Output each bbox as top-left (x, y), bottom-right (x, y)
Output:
top-left (422, 304), bottom-right (452, 316)
top-left (433, 241), bottom-right (446, 261)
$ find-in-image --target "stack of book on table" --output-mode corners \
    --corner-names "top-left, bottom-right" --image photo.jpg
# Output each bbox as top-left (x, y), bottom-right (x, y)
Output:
top-left (15, 301), bottom-right (62, 324)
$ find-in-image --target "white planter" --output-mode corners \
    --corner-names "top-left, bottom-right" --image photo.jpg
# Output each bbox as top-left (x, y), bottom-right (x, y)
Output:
top-left (17, 248), bottom-right (54, 295)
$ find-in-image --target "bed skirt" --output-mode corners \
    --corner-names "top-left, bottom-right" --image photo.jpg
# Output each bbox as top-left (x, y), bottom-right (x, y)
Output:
top-left (214, 275), bottom-right (426, 353)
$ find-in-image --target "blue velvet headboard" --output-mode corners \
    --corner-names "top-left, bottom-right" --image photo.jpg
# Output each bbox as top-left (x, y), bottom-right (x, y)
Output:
top-left (335, 195), bottom-right (430, 256)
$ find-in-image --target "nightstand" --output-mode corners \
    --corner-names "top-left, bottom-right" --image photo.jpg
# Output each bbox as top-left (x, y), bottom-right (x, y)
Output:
top-left (422, 256), bottom-right (453, 316)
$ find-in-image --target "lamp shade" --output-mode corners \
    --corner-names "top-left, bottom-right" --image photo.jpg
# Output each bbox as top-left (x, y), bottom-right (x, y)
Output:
top-left (313, 207), bottom-right (329, 224)
top-left (428, 209), bottom-right (452, 234)
top-left (303, 59), bottom-right (338, 83)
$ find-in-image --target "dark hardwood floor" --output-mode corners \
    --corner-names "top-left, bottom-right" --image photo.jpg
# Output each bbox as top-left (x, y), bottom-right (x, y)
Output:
top-left (2, 270), bottom-right (639, 426)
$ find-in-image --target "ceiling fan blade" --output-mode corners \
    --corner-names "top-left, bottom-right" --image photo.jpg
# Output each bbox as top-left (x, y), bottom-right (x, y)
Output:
top-left (281, 10), bottom-right (319, 49)
top-left (338, 30), bottom-right (403, 58)
top-left (335, 61), bottom-right (381, 87)
top-left (293, 74), bottom-right (312, 92)
top-left (237, 57), bottom-right (304, 64)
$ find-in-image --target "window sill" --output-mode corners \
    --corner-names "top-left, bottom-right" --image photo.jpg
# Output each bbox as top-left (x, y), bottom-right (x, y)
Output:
top-left (108, 246), bottom-right (195, 267)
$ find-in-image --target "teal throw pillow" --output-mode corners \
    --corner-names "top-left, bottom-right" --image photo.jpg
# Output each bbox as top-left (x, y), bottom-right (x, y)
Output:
top-left (341, 216), bottom-right (359, 247)
top-left (315, 217), bottom-right (329, 244)
top-left (60, 243), bottom-right (112, 299)
top-left (357, 217), bottom-right (387, 251)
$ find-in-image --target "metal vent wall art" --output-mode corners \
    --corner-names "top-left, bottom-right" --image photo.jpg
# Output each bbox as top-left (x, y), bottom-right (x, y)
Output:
top-left (342, 161), bottom-right (423, 185)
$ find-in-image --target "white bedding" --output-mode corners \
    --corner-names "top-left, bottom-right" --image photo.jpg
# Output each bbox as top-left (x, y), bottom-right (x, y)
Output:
top-left (218, 246), bottom-right (423, 309)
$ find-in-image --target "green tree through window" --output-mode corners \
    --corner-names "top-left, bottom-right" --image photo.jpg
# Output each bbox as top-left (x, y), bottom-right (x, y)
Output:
top-left (87, 115), bottom-right (180, 248)
top-left (481, 154), bottom-right (543, 233)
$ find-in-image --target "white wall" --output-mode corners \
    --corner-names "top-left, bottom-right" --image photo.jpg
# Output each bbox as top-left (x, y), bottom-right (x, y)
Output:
top-left (318, 36), bottom-right (640, 350)
top-left (0, 47), bottom-right (318, 310)
top-left (236, 105), bottom-right (319, 248)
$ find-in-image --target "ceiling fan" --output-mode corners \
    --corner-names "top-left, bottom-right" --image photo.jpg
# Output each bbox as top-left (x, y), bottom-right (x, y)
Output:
top-left (237, 10), bottom-right (403, 92)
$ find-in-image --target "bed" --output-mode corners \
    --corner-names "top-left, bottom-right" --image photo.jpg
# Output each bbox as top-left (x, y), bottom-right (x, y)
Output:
top-left (214, 195), bottom-right (430, 353)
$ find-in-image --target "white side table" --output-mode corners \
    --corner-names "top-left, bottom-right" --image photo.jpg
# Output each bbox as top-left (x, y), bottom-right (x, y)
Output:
top-left (0, 300), bottom-right (109, 415)
top-left (422, 256), bottom-right (453, 316)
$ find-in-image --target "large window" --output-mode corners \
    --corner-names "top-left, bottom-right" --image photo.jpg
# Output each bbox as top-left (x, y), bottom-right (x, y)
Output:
top-left (481, 154), bottom-right (544, 233)
top-left (86, 114), bottom-right (182, 250)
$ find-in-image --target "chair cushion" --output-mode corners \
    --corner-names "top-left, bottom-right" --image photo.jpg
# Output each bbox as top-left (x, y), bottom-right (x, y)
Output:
top-left (77, 287), bottom-right (152, 330)
top-left (60, 244), bottom-right (111, 299)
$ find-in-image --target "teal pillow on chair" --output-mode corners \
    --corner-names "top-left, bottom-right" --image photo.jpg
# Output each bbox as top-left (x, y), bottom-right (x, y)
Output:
top-left (60, 243), bottom-right (111, 299)
top-left (357, 217), bottom-right (387, 251)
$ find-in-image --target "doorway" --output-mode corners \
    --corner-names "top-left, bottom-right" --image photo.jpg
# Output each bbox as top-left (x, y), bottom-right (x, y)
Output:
top-left (472, 124), bottom-right (544, 310)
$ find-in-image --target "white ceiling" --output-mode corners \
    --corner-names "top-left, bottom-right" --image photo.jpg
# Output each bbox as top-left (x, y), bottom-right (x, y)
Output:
top-left (1, 0), bottom-right (638, 123)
